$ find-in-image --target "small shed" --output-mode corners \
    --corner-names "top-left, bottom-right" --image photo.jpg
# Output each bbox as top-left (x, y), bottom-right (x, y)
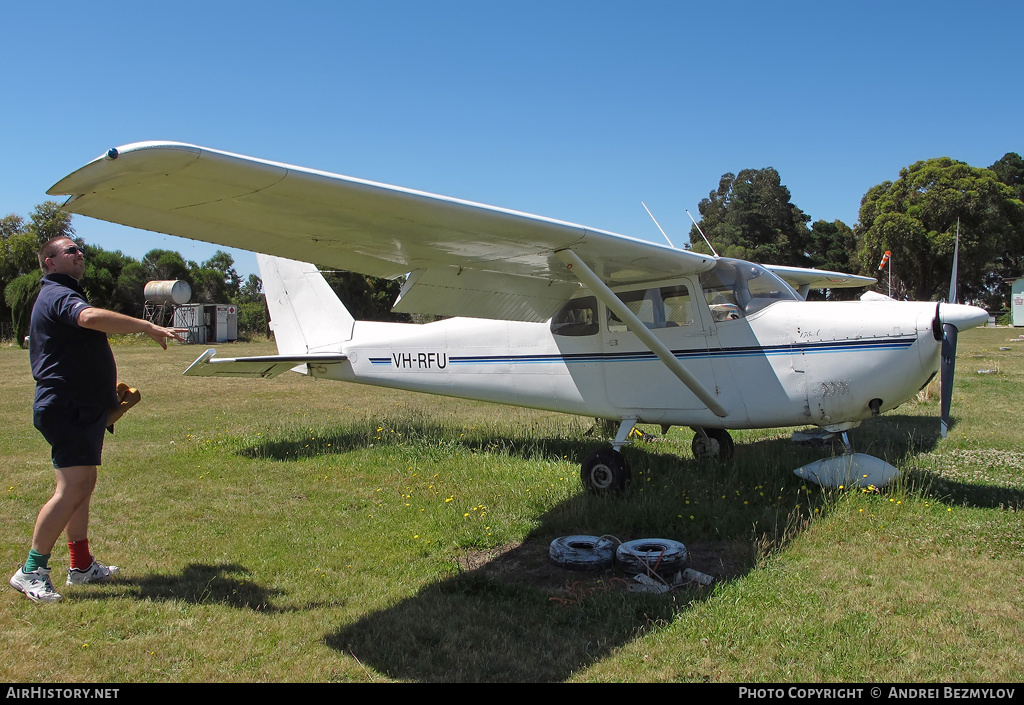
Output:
top-left (1007, 277), bottom-right (1024, 327)
top-left (173, 303), bottom-right (237, 343)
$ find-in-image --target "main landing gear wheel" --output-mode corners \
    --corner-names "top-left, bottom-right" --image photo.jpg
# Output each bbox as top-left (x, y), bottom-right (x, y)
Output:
top-left (580, 448), bottom-right (631, 494)
top-left (691, 428), bottom-right (734, 462)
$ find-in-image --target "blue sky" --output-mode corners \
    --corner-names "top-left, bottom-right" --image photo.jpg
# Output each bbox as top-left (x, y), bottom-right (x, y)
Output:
top-left (3, 1), bottom-right (1021, 281)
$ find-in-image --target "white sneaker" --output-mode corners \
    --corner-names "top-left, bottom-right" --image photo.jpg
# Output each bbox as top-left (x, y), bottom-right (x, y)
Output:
top-left (10, 567), bottom-right (63, 603)
top-left (66, 560), bottom-right (119, 586)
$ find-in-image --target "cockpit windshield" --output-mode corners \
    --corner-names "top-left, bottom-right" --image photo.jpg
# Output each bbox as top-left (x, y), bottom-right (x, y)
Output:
top-left (699, 258), bottom-right (800, 321)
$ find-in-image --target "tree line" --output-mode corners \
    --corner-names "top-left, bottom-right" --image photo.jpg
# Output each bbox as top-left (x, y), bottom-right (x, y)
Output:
top-left (4, 151), bottom-right (1022, 343)
top-left (688, 152), bottom-right (1024, 308)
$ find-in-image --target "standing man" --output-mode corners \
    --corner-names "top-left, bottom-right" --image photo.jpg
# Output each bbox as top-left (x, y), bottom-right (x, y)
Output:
top-left (9, 236), bottom-right (184, 603)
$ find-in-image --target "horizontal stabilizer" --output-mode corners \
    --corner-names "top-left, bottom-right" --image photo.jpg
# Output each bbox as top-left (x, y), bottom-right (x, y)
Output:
top-left (183, 348), bottom-right (347, 378)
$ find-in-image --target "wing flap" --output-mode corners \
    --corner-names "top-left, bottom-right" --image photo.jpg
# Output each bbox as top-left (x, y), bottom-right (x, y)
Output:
top-left (393, 266), bottom-right (582, 322)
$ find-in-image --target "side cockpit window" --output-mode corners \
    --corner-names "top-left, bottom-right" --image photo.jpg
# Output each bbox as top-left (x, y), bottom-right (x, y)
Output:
top-left (607, 285), bottom-right (694, 332)
top-left (551, 296), bottom-right (598, 336)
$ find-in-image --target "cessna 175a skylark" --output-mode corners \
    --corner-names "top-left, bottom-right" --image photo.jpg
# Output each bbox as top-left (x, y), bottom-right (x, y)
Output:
top-left (48, 142), bottom-right (989, 492)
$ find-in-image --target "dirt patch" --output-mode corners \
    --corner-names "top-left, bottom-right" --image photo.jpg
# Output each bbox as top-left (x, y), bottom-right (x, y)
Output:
top-left (454, 537), bottom-right (753, 594)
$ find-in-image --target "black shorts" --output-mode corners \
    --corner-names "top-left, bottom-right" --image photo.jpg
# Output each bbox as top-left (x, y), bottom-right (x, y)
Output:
top-left (33, 403), bottom-right (107, 469)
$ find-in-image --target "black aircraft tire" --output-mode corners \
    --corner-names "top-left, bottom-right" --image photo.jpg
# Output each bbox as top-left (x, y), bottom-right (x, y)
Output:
top-left (580, 448), bottom-right (631, 494)
top-left (549, 535), bottom-right (616, 571)
top-left (691, 428), bottom-right (735, 462)
top-left (615, 538), bottom-right (689, 576)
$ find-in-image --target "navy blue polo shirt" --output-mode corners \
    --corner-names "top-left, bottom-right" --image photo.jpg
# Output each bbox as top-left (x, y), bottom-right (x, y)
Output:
top-left (30, 273), bottom-right (118, 410)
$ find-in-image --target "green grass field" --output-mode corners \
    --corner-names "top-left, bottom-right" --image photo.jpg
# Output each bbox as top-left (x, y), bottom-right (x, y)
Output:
top-left (1, 328), bottom-right (1022, 682)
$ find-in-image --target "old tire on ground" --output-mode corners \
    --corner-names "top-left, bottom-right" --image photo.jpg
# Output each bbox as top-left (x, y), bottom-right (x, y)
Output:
top-left (549, 535), bottom-right (616, 570)
top-left (580, 448), bottom-right (631, 494)
top-left (615, 538), bottom-right (688, 576)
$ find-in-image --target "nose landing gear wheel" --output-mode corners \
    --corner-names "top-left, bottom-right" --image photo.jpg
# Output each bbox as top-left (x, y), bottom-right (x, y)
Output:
top-left (691, 428), bottom-right (734, 462)
top-left (581, 448), bottom-right (631, 494)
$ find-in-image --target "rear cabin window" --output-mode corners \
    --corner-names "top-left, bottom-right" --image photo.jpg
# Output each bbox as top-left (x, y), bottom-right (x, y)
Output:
top-left (550, 296), bottom-right (598, 336)
top-left (607, 285), bottom-right (694, 333)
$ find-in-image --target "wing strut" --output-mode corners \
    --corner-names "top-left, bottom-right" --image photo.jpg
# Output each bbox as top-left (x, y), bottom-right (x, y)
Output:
top-left (554, 249), bottom-right (728, 418)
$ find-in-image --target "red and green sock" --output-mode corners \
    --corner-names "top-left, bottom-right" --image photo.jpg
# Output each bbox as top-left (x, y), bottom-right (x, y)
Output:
top-left (68, 539), bottom-right (93, 571)
top-left (24, 549), bottom-right (49, 573)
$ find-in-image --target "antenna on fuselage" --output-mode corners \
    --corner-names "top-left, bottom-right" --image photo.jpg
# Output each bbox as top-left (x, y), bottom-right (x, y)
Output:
top-left (948, 218), bottom-right (960, 305)
top-left (641, 202), bottom-right (677, 249)
top-left (686, 210), bottom-right (719, 258)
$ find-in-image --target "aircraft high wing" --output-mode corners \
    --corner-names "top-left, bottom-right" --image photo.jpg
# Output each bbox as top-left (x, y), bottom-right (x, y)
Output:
top-left (49, 143), bottom-right (873, 318)
top-left (49, 142), bottom-right (987, 493)
top-left (51, 142), bottom-right (723, 322)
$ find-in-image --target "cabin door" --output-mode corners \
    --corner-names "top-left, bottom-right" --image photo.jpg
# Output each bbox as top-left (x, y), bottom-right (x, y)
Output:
top-left (601, 282), bottom-right (714, 418)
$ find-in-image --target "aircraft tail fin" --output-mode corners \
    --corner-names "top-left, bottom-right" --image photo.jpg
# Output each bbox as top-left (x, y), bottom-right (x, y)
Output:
top-left (257, 254), bottom-right (355, 355)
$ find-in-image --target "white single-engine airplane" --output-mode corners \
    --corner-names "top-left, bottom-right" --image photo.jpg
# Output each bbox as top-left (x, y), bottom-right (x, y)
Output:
top-left (48, 142), bottom-right (989, 492)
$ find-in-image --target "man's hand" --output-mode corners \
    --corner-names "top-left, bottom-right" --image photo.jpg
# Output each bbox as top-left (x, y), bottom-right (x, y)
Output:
top-left (145, 324), bottom-right (187, 349)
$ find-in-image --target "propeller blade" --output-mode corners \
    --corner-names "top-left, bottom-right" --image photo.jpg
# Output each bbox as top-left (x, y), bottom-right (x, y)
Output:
top-left (940, 218), bottom-right (964, 438)
top-left (940, 322), bottom-right (958, 438)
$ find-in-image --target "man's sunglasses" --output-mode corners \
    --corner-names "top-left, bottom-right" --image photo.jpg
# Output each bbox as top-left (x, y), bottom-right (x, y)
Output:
top-left (57, 246), bottom-right (83, 256)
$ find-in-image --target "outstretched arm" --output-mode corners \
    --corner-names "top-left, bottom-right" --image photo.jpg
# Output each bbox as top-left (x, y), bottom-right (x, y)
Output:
top-left (77, 307), bottom-right (185, 349)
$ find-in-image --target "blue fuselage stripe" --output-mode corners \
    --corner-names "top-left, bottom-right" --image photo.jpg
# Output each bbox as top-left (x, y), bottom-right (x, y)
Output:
top-left (367, 337), bottom-right (917, 366)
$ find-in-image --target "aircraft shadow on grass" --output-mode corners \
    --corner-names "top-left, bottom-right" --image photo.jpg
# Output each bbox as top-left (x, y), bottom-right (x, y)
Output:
top-left (319, 429), bottom-right (844, 682)
top-left (237, 420), bottom-right (780, 680)
top-left (912, 474), bottom-right (1024, 511)
top-left (238, 414), bottom-right (1022, 681)
top-left (238, 410), bottom-right (949, 462)
top-left (322, 498), bottom-right (740, 682)
top-left (238, 419), bottom-right (589, 465)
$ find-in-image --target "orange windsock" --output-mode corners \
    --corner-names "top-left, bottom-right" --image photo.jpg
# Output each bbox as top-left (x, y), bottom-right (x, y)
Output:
top-left (877, 250), bottom-right (891, 271)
